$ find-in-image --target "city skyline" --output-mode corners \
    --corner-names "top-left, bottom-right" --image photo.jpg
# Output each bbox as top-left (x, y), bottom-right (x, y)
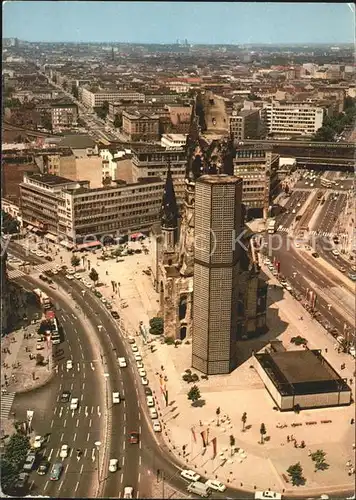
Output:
top-left (3, 1), bottom-right (355, 44)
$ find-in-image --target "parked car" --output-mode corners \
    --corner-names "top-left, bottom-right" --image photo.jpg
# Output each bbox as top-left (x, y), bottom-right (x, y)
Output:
top-left (112, 392), bottom-right (121, 404)
top-left (37, 461), bottom-right (49, 475)
top-left (123, 486), bottom-right (133, 499)
top-left (152, 420), bottom-right (162, 432)
top-left (205, 479), bottom-right (226, 492)
top-left (70, 398), bottom-right (79, 410)
top-left (109, 458), bottom-right (118, 472)
top-left (15, 472), bottom-right (29, 489)
top-left (49, 462), bottom-right (63, 481)
top-left (118, 357), bottom-right (127, 368)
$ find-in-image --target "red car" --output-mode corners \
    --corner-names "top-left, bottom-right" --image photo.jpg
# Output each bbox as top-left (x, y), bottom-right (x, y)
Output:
top-left (129, 432), bottom-right (139, 444)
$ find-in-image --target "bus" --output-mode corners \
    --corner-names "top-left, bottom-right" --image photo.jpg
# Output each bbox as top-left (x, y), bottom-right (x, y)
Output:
top-left (33, 288), bottom-right (52, 310)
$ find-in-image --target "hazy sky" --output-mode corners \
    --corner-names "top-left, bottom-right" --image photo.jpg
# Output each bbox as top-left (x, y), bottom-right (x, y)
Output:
top-left (2, 1), bottom-right (355, 44)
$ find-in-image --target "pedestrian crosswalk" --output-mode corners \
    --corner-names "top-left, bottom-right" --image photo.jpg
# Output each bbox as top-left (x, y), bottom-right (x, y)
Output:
top-left (0, 392), bottom-right (15, 419)
top-left (7, 269), bottom-right (26, 280)
top-left (276, 227), bottom-right (347, 239)
top-left (33, 262), bottom-right (56, 273)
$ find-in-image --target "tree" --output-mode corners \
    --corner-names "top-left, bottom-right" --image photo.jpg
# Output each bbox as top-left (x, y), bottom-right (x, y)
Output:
top-left (229, 435), bottom-right (236, 456)
top-left (311, 449), bottom-right (329, 471)
top-left (4, 433), bottom-right (30, 466)
top-left (71, 255), bottom-right (80, 270)
top-left (216, 407), bottom-right (221, 426)
top-left (241, 412), bottom-right (247, 432)
top-left (259, 423), bottom-right (266, 444)
top-left (187, 385), bottom-right (201, 403)
top-left (149, 317), bottom-right (164, 335)
top-left (113, 113), bottom-right (122, 128)
top-left (287, 462), bottom-right (306, 486)
top-left (1, 210), bottom-right (20, 234)
top-left (1, 459), bottom-right (18, 493)
top-left (41, 113), bottom-right (52, 131)
top-left (36, 353), bottom-right (45, 366)
top-left (89, 268), bottom-right (99, 285)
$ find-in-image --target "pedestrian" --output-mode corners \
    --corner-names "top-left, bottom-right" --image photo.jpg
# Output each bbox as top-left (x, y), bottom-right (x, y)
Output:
top-left (325, 348), bottom-right (328, 353)
top-left (351, 418), bottom-right (355, 425)
top-left (287, 435), bottom-right (290, 442)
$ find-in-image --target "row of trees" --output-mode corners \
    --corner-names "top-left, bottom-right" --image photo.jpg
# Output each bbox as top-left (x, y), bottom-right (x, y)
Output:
top-left (312, 96), bottom-right (356, 142)
top-left (1, 210), bottom-right (20, 234)
top-left (0, 432), bottom-right (31, 492)
top-left (286, 450), bottom-right (329, 486)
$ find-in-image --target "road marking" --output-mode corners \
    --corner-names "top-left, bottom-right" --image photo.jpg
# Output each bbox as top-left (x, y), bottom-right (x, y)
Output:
top-left (83, 371), bottom-right (86, 379)
top-left (87, 432), bottom-right (90, 442)
top-left (91, 406), bottom-right (94, 414)
top-left (120, 473), bottom-right (123, 483)
top-left (44, 481), bottom-right (49, 491)
top-left (54, 407), bottom-right (57, 415)
top-left (123, 424), bottom-right (126, 434)
top-left (139, 455), bottom-right (142, 466)
top-left (65, 463), bottom-right (69, 473)
top-left (89, 419), bottom-right (92, 428)
top-left (59, 383), bottom-right (62, 391)
top-left (82, 382), bottom-right (85, 391)
top-left (75, 481), bottom-right (80, 492)
top-left (85, 406), bottom-right (88, 417)
top-left (91, 362), bottom-right (95, 371)
top-left (78, 406), bottom-right (81, 415)
top-left (138, 412), bottom-right (141, 421)
top-left (58, 480), bottom-right (64, 492)
top-left (60, 433), bottom-right (64, 441)
top-left (56, 449), bottom-right (59, 457)
top-left (73, 432), bottom-right (77, 441)
top-left (123, 400), bottom-right (126, 408)
top-left (92, 449), bottom-right (96, 462)
top-left (59, 407), bottom-right (63, 418)
top-left (97, 406), bottom-right (101, 417)
top-left (123, 440), bottom-right (126, 450)
top-left (122, 456), bottom-right (125, 467)
top-left (50, 419), bottom-right (54, 428)
top-left (81, 394), bottom-right (84, 401)
top-left (72, 372), bottom-right (74, 378)
top-left (84, 449), bottom-right (87, 458)
top-left (139, 441), bottom-right (142, 450)
top-left (63, 419), bottom-right (67, 428)
top-left (77, 363), bottom-right (80, 372)
top-left (48, 449), bottom-right (53, 460)
top-left (76, 419), bottom-right (79, 427)
top-left (139, 425), bottom-right (142, 433)
top-left (72, 314), bottom-right (76, 319)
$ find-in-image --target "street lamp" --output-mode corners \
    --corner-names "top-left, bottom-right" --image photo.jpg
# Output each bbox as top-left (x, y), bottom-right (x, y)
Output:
top-left (94, 441), bottom-right (102, 484)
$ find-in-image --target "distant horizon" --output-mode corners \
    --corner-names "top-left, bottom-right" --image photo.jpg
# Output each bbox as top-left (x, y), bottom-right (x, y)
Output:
top-left (4, 38), bottom-right (355, 47)
top-left (3, 2), bottom-right (355, 45)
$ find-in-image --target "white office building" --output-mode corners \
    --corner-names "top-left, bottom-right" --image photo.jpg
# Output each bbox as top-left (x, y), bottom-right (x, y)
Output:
top-left (264, 101), bottom-right (324, 137)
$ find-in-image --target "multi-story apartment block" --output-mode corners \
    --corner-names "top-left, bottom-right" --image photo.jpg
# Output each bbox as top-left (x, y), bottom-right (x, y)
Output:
top-left (264, 101), bottom-right (324, 137)
top-left (51, 102), bottom-right (78, 131)
top-left (229, 108), bottom-right (261, 141)
top-left (233, 144), bottom-right (279, 219)
top-left (19, 172), bottom-right (165, 246)
top-left (81, 88), bottom-right (145, 108)
top-left (34, 148), bottom-right (77, 180)
top-left (122, 110), bottom-right (160, 142)
top-left (131, 145), bottom-right (186, 204)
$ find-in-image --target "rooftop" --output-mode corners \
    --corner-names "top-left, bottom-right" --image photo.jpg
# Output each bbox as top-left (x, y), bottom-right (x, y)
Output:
top-left (198, 174), bottom-right (242, 185)
top-left (25, 173), bottom-right (75, 186)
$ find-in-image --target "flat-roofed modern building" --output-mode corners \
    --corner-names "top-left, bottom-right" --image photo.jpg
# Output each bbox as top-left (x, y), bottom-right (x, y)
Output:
top-left (19, 172), bottom-right (165, 246)
top-left (254, 349), bottom-right (351, 411)
top-left (264, 101), bottom-right (324, 137)
top-left (192, 174), bottom-right (244, 375)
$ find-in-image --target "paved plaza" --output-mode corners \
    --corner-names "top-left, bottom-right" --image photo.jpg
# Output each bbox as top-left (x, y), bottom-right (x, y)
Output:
top-left (13, 235), bottom-right (356, 495)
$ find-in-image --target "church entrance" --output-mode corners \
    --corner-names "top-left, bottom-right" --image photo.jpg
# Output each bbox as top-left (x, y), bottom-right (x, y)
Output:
top-left (180, 326), bottom-right (187, 340)
top-left (179, 295), bottom-right (187, 321)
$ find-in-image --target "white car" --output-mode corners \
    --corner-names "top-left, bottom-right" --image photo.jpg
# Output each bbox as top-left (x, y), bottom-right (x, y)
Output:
top-left (292, 209), bottom-right (296, 214)
top-left (310, 183), bottom-right (314, 187)
top-left (141, 377), bottom-right (148, 386)
top-left (109, 458), bottom-right (118, 472)
top-left (118, 357), bottom-right (127, 368)
top-left (136, 360), bottom-right (144, 368)
top-left (67, 268), bottom-right (75, 275)
top-left (112, 392), bottom-right (120, 404)
top-left (134, 354), bottom-right (142, 361)
top-left (66, 274), bottom-right (74, 280)
top-left (146, 396), bottom-right (155, 407)
top-left (349, 346), bottom-right (356, 358)
top-left (70, 398), bottom-right (79, 410)
top-left (123, 486), bottom-right (133, 499)
top-left (205, 479), bottom-right (226, 492)
top-left (332, 250), bottom-right (340, 256)
top-left (152, 420), bottom-right (162, 432)
top-left (295, 242), bottom-right (301, 248)
top-left (59, 444), bottom-right (69, 458)
top-left (138, 368), bottom-right (146, 377)
top-left (74, 273), bottom-right (82, 279)
top-left (33, 435), bottom-right (43, 449)
top-left (131, 344), bottom-right (138, 352)
top-left (285, 283), bottom-right (293, 292)
top-left (66, 360), bottom-right (73, 371)
top-left (180, 469), bottom-right (201, 482)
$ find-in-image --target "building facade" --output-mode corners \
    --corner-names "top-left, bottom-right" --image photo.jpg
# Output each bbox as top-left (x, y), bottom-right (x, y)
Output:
top-left (51, 102), bottom-right (78, 131)
top-left (192, 175), bottom-right (243, 375)
top-left (122, 110), bottom-right (160, 142)
top-left (229, 109), bottom-right (261, 141)
top-left (81, 88), bottom-right (145, 108)
top-left (264, 101), bottom-right (324, 136)
top-left (233, 144), bottom-right (280, 219)
top-left (19, 172), bottom-right (165, 244)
